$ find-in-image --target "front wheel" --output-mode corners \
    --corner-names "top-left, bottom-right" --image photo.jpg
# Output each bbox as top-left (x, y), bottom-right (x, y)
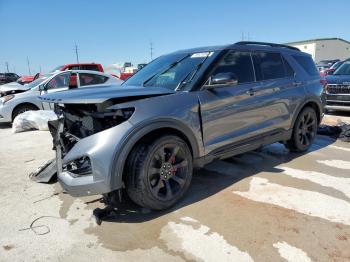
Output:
top-left (126, 135), bottom-right (193, 210)
top-left (285, 107), bottom-right (318, 152)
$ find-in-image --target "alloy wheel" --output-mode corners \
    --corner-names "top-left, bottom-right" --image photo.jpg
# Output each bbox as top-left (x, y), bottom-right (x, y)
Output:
top-left (147, 144), bottom-right (189, 201)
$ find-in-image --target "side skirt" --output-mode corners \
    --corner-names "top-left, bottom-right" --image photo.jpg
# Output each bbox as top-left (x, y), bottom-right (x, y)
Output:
top-left (193, 129), bottom-right (292, 167)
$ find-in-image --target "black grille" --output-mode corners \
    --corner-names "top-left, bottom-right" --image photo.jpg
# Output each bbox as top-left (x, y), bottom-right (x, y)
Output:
top-left (327, 84), bottom-right (350, 94)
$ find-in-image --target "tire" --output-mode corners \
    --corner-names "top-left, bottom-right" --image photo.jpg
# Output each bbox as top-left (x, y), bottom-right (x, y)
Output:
top-left (285, 107), bottom-right (318, 152)
top-left (125, 135), bottom-right (193, 210)
top-left (12, 104), bottom-right (39, 120)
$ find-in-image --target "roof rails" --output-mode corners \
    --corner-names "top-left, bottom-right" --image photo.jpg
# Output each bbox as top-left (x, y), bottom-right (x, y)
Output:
top-left (235, 41), bottom-right (300, 51)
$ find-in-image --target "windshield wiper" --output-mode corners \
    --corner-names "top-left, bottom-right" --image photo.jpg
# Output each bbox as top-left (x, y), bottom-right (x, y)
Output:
top-left (176, 63), bottom-right (204, 91)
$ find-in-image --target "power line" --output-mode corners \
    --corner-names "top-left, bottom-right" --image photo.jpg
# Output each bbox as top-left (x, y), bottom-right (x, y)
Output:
top-left (74, 43), bottom-right (80, 63)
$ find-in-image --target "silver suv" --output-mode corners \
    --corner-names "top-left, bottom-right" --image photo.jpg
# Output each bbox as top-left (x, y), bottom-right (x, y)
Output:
top-left (42, 42), bottom-right (325, 210)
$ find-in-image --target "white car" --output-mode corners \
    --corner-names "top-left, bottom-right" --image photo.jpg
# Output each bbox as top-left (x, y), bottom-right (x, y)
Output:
top-left (0, 70), bottom-right (122, 123)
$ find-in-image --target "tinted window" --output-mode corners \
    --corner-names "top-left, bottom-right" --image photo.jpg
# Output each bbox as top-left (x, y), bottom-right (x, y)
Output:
top-left (292, 55), bottom-right (319, 76)
top-left (253, 52), bottom-right (285, 81)
top-left (211, 51), bottom-right (255, 84)
top-left (81, 65), bottom-right (99, 71)
top-left (79, 73), bottom-right (108, 86)
top-left (46, 72), bottom-right (71, 89)
top-left (282, 57), bottom-right (294, 77)
top-left (69, 66), bottom-right (80, 70)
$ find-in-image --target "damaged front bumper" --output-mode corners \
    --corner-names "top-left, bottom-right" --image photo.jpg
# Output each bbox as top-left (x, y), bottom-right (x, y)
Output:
top-left (50, 117), bottom-right (133, 197)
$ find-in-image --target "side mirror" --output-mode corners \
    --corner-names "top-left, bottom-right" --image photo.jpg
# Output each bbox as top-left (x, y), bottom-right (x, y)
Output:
top-left (205, 72), bottom-right (238, 89)
top-left (68, 74), bottom-right (78, 88)
top-left (39, 84), bottom-right (47, 91)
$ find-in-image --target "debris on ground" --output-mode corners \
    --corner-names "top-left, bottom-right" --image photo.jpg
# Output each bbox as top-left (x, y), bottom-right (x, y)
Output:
top-left (12, 110), bottom-right (57, 133)
top-left (318, 123), bottom-right (350, 142)
top-left (29, 158), bottom-right (57, 183)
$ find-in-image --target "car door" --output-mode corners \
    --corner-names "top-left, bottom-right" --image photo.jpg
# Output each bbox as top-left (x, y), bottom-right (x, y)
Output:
top-left (251, 51), bottom-right (297, 134)
top-left (41, 72), bottom-right (72, 110)
top-left (198, 50), bottom-right (290, 154)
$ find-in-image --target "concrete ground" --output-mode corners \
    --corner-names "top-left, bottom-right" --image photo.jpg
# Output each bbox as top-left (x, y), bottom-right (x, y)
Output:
top-left (0, 114), bottom-right (350, 262)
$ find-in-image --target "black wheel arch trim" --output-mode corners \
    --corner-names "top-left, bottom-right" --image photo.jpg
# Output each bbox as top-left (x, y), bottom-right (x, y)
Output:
top-left (291, 98), bottom-right (323, 128)
top-left (109, 118), bottom-right (201, 191)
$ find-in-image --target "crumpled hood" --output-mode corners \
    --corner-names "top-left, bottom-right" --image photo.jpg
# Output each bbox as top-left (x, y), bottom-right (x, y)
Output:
top-left (39, 84), bottom-right (176, 104)
top-left (326, 75), bottom-right (350, 84)
top-left (0, 82), bottom-right (29, 92)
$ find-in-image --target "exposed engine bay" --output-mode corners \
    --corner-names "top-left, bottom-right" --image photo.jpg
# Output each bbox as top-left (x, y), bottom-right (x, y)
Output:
top-left (55, 103), bottom-right (134, 139)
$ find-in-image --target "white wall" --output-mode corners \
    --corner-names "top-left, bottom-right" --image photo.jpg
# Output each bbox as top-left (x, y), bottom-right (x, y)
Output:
top-left (315, 40), bottom-right (350, 62)
top-left (289, 40), bottom-right (350, 63)
top-left (291, 43), bottom-right (316, 59)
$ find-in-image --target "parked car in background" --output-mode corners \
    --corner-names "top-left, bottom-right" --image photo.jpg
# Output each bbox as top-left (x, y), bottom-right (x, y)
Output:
top-left (0, 73), bottom-right (20, 85)
top-left (320, 60), bottom-right (345, 77)
top-left (0, 70), bottom-right (121, 122)
top-left (324, 60), bottom-right (350, 111)
top-left (317, 59), bottom-right (340, 74)
top-left (50, 63), bottom-right (104, 72)
top-left (43, 41), bottom-right (324, 210)
top-left (0, 73), bottom-right (40, 97)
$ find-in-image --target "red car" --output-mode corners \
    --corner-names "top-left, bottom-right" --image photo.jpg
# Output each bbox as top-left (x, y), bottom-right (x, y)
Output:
top-left (50, 63), bottom-right (104, 73)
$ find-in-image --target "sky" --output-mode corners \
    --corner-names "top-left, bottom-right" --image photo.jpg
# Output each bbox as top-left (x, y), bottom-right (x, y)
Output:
top-left (1, 0), bottom-right (350, 75)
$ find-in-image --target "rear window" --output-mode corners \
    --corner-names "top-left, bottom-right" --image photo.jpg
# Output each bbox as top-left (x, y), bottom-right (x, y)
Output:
top-left (252, 52), bottom-right (285, 81)
top-left (80, 65), bottom-right (100, 71)
top-left (292, 55), bottom-right (319, 76)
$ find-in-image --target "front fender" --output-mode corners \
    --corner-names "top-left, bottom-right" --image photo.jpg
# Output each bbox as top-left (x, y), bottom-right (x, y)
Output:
top-left (109, 118), bottom-right (202, 191)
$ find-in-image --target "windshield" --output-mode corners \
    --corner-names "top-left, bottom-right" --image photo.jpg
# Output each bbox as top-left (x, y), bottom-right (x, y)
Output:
top-left (123, 52), bottom-right (213, 90)
top-left (330, 61), bottom-right (342, 70)
top-left (26, 74), bottom-right (52, 88)
top-left (50, 65), bottom-right (63, 72)
top-left (333, 62), bottom-right (350, 75)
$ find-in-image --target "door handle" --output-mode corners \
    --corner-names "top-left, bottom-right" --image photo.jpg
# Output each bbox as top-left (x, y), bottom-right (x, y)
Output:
top-left (246, 88), bottom-right (255, 96)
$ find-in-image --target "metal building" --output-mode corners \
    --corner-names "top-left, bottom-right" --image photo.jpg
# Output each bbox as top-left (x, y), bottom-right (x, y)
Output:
top-left (286, 38), bottom-right (350, 62)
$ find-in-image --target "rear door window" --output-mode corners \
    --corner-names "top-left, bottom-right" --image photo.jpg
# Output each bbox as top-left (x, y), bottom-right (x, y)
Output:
top-left (292, 55), bottom-right (319, 76)
top-left (211, 51), bottom-right (255, 84)
top-left (79, 73), bottom-right (108, 86)
top-left (253, 52), bottom-right (286, 81)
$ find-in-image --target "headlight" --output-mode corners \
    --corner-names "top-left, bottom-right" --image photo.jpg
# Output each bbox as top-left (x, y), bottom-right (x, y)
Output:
top-left (1, 95), bottom-right (15, 103)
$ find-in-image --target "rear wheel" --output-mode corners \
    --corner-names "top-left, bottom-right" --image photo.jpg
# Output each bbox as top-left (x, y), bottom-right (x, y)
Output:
top-left (126, 135), bottom-right (193, 210)
top-left (12, 104), bottom-right (39, 120)
top-left (285, 107), bottom-right (318, 152)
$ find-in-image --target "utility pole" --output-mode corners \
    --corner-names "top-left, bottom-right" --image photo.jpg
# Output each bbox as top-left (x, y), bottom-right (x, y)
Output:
top-left (5, 62), bottom-right (9, 72)
top-left (26, 57), bottom-right (31, 75)
top-left (39, 65), bottom-right (42, 73)
top-left (74, 42), bottom-right (80, 63)
top-left (150, 41), bottom-right (154, 61)
top-left (241, 32), bottom-right (244, 41)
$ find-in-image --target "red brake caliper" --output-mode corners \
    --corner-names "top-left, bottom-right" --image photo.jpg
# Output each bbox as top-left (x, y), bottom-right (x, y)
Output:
top-left (171, 156), bottom-right (177, 173)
